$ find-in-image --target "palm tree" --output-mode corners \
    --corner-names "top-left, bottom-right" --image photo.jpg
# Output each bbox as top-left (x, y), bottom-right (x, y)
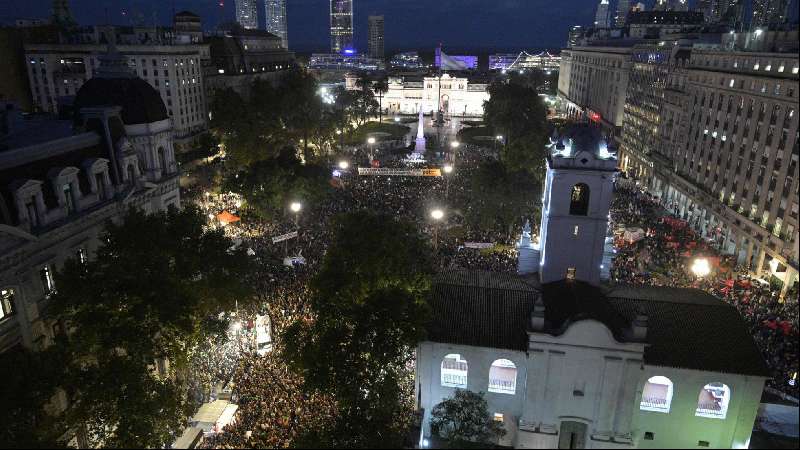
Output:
top-left (354, 73), bottom-right (372, 93)
top-left (373, 78), bottom-right (389, 123)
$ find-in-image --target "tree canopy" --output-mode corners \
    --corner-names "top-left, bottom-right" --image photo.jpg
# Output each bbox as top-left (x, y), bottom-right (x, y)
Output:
top-left (465, 159), bottom-right (541, 238)
top-left (483, 78), bottom-right (549, 173)
top-left (429, 389), bottom-right (506, 448)
top-left (224, 147), bottom-right (332, 220)
top-left (282, 211), bottom-right (434, 447)
top-left (210, 68), bottom-right (331, 166)
top-left (44, 206), bottom-right (254, 448)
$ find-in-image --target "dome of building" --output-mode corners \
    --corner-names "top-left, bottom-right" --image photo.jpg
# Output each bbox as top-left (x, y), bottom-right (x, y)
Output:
top-left (73, 44), bottom-right (168, 125)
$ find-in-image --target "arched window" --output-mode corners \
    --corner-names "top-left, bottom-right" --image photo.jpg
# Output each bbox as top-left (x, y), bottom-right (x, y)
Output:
top-left (640, 376), bottom-right (674, 413)
top-left (440, 354), bottom-right (468, 388)
top-left (488, 359), bottom-right (517, 395)
top-left (569, 183), bottom-right (590, 215)
top-left (695, 382), bottom-right (731, 419)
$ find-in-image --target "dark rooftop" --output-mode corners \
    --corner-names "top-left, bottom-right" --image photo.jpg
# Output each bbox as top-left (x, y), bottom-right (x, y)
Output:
top-left (427, 271), bottom-right (538, 352)
top-left (426, 271), bottom-right (770, 377)
top-left (0, 115), bottom-right (74, 152)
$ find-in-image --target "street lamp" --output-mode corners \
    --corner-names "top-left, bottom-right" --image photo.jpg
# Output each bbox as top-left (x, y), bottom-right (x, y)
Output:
top-left (367, 137), bottom-right (376, 161)
top-left (691, 258), bottom-right (711, 278)
top-left (430, 208), bottom-right (445, 251)
top-left (336, 129), bottom-right (343, 151)
top-left (450, 140), bottom-right (460, 149)
top-left (338, 160), bottom-right (349, 170)
top-left (442, 164), bottom-right (453, 199)
top-left (495, 135), bottom-right (504, 151)
top-left (290, 201), bottom-right (302, 226)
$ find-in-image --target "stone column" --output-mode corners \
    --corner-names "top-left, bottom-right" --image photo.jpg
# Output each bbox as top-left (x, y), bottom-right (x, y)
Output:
top-left (779, 267), bottom-right (794, 300)
top-left (755, 246), bottom-right (767, 277)
top-left (745, 240), bottom-right (754, 271)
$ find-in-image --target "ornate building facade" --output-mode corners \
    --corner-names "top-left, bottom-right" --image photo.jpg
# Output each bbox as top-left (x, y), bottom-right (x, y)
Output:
top-left (0, 47), bottom-right (180, 352)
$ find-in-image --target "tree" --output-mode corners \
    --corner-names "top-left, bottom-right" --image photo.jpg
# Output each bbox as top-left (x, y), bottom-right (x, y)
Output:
top-left (282, 211), bottom-right (434, 447)
top-left (373, 78), bottom-right (389, 123)
top-left (280, 68), bottom-right (323, 161)
top-left (466, 160), bottom-right (541, 238)
top-left (0, 347), bottom-right (68, 448)
top-left (224, 147), bottom-right (331, 220)
top-left (429, 390), bottom-right (506, 448)
top-left (47, 206), bottom-right (254, 448)
top-left (483, 79), bottom-right (549, 173)
top-left (210, 85), bottom-right (288, 167)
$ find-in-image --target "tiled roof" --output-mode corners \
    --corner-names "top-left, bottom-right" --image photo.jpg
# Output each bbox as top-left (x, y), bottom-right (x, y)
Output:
top-left (426, 271), bottom-right (538, 351)
top-left (425, 271), bottom-right (770, 377)
top-left (606, 285), bottom-right (770, 377)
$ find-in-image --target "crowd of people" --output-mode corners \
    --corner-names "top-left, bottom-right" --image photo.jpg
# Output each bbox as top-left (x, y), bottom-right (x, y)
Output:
top-left (188, 140), bottom-right (525, 447)
top-left (185, 139), bottom-right (797, 447)
top-left (610, 183), bottom-right (798, 398)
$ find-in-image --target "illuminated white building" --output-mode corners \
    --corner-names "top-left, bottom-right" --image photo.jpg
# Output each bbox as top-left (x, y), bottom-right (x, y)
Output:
top-left (415, 126), bottom-right (768, 449)
top-left (346, 73), bottom-right (489, 117)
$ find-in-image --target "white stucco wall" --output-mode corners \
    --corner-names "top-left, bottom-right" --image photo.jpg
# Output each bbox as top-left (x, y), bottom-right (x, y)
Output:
top-left (416, 319), bottom-right (765, 449)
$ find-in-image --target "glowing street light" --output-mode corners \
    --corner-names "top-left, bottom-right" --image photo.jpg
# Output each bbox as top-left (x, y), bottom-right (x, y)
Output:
top-left (367, 137), bottom-right (377, 161)
top-left (338, 160), bottom-right (349, 170)
top-left (691, 258), bottom-right (711, 278)
top-left (394, 116), bottom-right (401, 122)
top-left (450, 140), bottom-right (460, 149)
top-left (496, 135), bottom-right (504, 141)
top-left (430, 208), bottom-right (445, 251)
top-left (442, 164), bottom-right (453, 199)
top-left (290, 202), bottom-right (302, 213)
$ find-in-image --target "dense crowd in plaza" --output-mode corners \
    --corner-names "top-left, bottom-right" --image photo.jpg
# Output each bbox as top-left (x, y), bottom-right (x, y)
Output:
top-left (190, 141), bottom-right (526, 445)
top-left (186, 139), bottom-right (796, 446)
top-left (610, 183), bottom-right (798, 398)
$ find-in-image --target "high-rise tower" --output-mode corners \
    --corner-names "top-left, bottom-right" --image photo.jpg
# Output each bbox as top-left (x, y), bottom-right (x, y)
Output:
top-left (752, 0), bottom-right (790, 27)
top-left (330, 0), bottom-right (354, 53)
top-left (368, 15), bottom-right (384, 59)
top-left (235, 0), bottom-right (259, 30)
top-left (264, 0), bottom-right (288, 49)
top-left (594, 0), bottom-right (611, 28)
top-left (536, 126), bottom-right (617, 285)
top-left (615, 0), bottom-right (631, 27)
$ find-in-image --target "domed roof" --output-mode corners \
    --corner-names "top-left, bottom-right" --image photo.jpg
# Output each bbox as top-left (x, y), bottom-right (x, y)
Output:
top-left (73, 45), bottom-right (168, 125)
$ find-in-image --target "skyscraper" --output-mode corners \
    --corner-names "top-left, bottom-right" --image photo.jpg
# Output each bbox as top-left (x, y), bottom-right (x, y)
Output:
top-left (368, 15), bottom-right (384, 59)
top-left (653, 0), bottom-right (669, 10)
top-left (594, 0), bottom-right (611, 28)
top-left (752, 0), bottom-right (790, 27)
top-left (235, 0), bottom-right (258, 30)
top-left (264, 0), bottom-right (288, 49)
top-left (698, 1), bottom-right (745, 27)
top-left (330, 0), bottom-right (354, 53)
top-left (615, 0), bottom-right (631, 27)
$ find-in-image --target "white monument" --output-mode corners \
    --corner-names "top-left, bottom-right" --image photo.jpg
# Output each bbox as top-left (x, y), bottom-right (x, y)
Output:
top-left (414, 107), bottom-right (426, 153)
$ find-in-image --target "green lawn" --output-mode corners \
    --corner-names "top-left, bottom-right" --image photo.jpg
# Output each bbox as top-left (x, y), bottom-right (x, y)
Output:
top-left (457, 126), bottom-right (496, 145)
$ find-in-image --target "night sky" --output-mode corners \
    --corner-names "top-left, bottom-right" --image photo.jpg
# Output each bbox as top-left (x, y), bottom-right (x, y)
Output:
top-left (0, 1), bottom-right (797, 53)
